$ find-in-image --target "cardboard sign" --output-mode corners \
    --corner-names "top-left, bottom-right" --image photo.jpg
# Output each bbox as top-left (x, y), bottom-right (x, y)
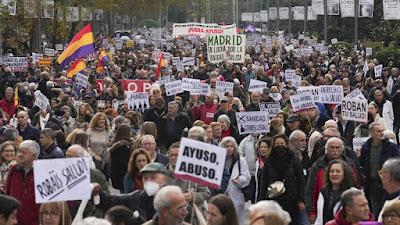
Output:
top-left (38, 57), bottom-right (51, 67)
top-left (44, 48), bottom-right (55, 57)
top-left (172, 57), bottom-right (195, 71)
top-left (207, 34), bottom-right (246, 63)
top-left (341, 98), bottom-right (368, 123)
top-left (34, 90), bottom-right (50, 111)
top-left (216, 81), bottom-right (234, 95)
top-left (236, 111), bottom-right (270, 135)
top-left (0, 56), bottom-right (28, 72)
top-left (297, 86), bottom-right (320, 102)
top-left (345, 88), bottom-right (365, 100)
top-left (174, 138), bottom-right (227, 189)
top-left (331, 38), bottom-right (338, 44)
top-left (125, 92), bottom-right (149, 112)
top-left (374, 64), bottom-right (383, 78)
top-left (33, 157), bottom-right (91, 203)
top-left (366, 47), bottom-right (372, 56)
top-left (172, 23), bottom-right (237, 38)
top-left (248, 79), bottom-right (267, 93)
top-left (284, 69), bottom-right (296, 81)
top-left (319, 85), bottom-right (343, 104)
top-left (75, 73), bottom-right (88, 88)
top-left (290, 92), bottom-right (315, 112)
top-left (259, 102), bottom-right (281, 118)
top-left (182, 78), bottom-right (201, 92)
top-left (165, 80), bottom-right (183, 96)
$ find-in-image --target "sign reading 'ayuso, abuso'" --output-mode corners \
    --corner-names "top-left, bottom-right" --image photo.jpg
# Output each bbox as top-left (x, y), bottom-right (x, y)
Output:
top-left (207, 34), bottom-right (246, 63)
top-left (174, 138), bottom-right (227, 189)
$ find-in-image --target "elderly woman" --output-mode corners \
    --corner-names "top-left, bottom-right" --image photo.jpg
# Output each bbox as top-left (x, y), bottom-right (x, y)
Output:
top-left (39, 202), bottom-right (72, 225)
top-left (215, 136), bottom-right (251, 225)
top-left (217, 114), bottom-right (239, 141)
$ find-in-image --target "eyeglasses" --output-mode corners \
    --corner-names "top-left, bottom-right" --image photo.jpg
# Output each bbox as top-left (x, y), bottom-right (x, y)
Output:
top-left (383, 214), bottom-right (400, 220)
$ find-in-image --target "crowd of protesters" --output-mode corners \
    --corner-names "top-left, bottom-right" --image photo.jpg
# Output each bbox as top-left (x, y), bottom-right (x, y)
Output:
top-left (0, 27), bottom-right (400, 225)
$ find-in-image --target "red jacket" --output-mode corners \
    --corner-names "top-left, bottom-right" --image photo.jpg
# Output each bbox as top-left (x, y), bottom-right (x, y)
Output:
top-left (0, 98), bottom-right (16, 119)
top-left (6, 165), bottom-right (40, 225)
top-left (192, 103), bottom-right (218, 125)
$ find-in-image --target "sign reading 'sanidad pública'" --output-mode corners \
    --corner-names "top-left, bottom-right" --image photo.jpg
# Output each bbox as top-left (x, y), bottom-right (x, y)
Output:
top-left (207, 34), bottom-right (246, 64)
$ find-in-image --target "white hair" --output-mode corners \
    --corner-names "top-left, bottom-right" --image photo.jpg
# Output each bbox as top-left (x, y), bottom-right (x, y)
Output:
top-left (141, 134), bottom-right (156, 144)
top-left (288, 130), bottom-right (306, 142)
top-left (188, 126), bottom-right (205, 141)
top-left (249, 200), bottom-right (291, 224)
top-left (67, 144), bottom-right (86, 157)
top-left (217, 114), bottom-right (231, 126)
top-left (325, 137), bottom-right (344, 154)
top-left (153, 185), bottom-right (183, 212)
top-left (19, 140), bottom-right (40, 158)
top-left (81, 217), bottom-right (111, 225)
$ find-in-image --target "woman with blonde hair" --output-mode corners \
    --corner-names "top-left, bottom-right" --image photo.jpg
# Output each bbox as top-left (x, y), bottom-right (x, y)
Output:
top-left (87, 113), bottom-right (112, 171)
top-left (39, 202), bottom-right (72, 225)
top-left (74, 102), bottom-right (93, 130)
top-left (381, 200), bottom-right (400, 225)
top-left (250, 212), bottom-right (288, 225)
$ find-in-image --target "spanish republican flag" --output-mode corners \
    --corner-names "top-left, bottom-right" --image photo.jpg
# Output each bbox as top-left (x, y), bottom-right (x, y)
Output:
top-left (57, 23), bottom-right (95, 68)
top-left (67, 59), bottom-right (86, 78)
top-left (96, 49), bottom-right (109, 74)
top-left (155, 53), bottom-right (165, 80)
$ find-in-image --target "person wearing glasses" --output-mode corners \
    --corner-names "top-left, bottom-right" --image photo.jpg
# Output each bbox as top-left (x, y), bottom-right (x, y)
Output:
top-left (381, 201), bottom-right (400, 225)
top-left (39, 202), bottom-right (71, 225)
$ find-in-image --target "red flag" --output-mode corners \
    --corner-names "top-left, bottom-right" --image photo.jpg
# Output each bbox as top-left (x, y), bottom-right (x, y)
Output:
top-left (155, 53), bottom-right (165, 80)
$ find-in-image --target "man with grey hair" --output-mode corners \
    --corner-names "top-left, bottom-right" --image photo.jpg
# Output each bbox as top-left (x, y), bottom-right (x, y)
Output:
top-left (159, 100), bottom-right (192, 149)
top-left (326, 188), bottom-right (370, 225)
top-left (6, 140), bottom-right (41, 225)
top-left (248, 200), bottom-right (292, 224)
top-left (306, 137), bottom-right (360, 223)
top-left (378, 158), bottom-right (400, 221)
top-left (140, 134), bottom-right (169, 165)
top-left (360, 122), bottom-right (399, 217)
top-left (143, 185), bottom-right (189, 225)
top-left (187, 126), bottom-right (205, 142)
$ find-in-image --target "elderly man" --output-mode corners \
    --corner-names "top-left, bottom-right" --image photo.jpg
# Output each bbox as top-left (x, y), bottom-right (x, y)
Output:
top-left (0, 194), bottom-right (20, 225)
top-left (305, 137), bottom-right (360, 223)
top-left (6, 140), bottom-right (41, 225)
top-left (94, 162), bottom-right (169, 221)
top-left (326, 188), bottom-right (371, 225)
top-left (141, 135), bottom-right (169, 165)
top-left (378, 158), bottom-right (400, 222)
top-left (248, 200), bottom-right (292, 225)
top-left (38, 128), bottom-right (64, 159)
top-left (16, 111), bottom-right (40, 142)
top-left (0, 87), bottom-right (16, 120)
top-left (192, 92), bottom-right (218, 125)
top-left (159, 101), bottom-right (192, 149)
top-left (245, 91), bottom-right (262, 111)
top-left (360, 122), bottom-right (399, 217)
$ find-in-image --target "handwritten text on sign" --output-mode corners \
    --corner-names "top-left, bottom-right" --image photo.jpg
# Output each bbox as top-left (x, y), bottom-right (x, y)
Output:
top-left (341, 98), bottom-right (368, 123)
top-left (207, 34), bottom-right (246, 63)
top-left (34, 90), bottom-right (50, 112)
top-left (290, 92), bottom-right (315, 112)
top-left (174, 138), bottom-right (227, 189)
top-left (33, 157), bottom-right (91, 203)
top-left (236, 111), bottom-right (269, 135)
top-left (259, 102), bottom-right (281, 118)
top-left (165, 80), bottom-right (183, 96)
top-left (319, 85), bottom-right (343, 104)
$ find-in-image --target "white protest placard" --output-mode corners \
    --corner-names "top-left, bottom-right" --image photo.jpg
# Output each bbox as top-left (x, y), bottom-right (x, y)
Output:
top-left (319, 85), bottom-right (343, 104)
top-left (383, 1), bottom-right (400, 20)
top-left (331, 38), bottom-right (338, 44)
top-left (216, 81), bottom-right (234, 95)
top-left (0, 56), bottom-right (28, 72)
top-left (269, 7), bottom-right (277, 20)
top-left (248, 79), bottom-right (267, 93)
top-left (34, 90), bottom-right (50, 111)
top-left (260, 10), bottom-right (269, 22)
top-left (259, 102), bottom-right (281, 118)
top-left (125, 92), bottom-right (149, 111)
top-left (353, 137), bottom-right (369, 152)
top-left (32, 53), bottom-right (43, 64)
top-left (174, 138), bottom-right (227, 189)
top-left (279, 7), bottom-right (289, 19)
top-left (75, 73), bottom-right (88, 88)
top-left (172, 57), bottom-right (195, 72)
top-left (55, 44), bottom-right (63, 51)
top-left (284, 69), bottom-right (296, 81)
top-left (374, 64), bottom-right (383, 78)
top-left (44, 48), bottom-right (55, 57)
top-left (341, 97), bottom-right (368, 123)
top-left (290, 92), bottom-right (315, 112)
top-left (165, 80), bottom-right (183, 96)
top-left (207, 34), bottom-right (246, 64)
top-left (33, 157), bottom-right (91, 203)
top-left (297, 86), bottom-right (321, 102)
top-left (292, 6), bottom-right (305, 20)
top-left (236, 111), bottom-right (270, 135)
top-left (182, 78), bottom-right (201, 92)
top-left (365, 47), bottom-right (373, 56)
top-left (340, 0), bottom-right (355, 17)
top-left (241, 12), bottom-right (253, 21)
top-left (172, 23), bottom-right (237, 38)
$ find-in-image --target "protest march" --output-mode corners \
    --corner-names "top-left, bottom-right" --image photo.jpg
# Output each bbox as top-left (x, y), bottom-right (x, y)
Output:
top-left (1, 2), bottom-right (400, 225)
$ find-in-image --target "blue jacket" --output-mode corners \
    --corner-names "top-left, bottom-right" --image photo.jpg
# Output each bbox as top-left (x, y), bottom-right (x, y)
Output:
top-left (39, 143), bottom-right (64, 159)
top-left (17, 123), bottom-right (40, 142)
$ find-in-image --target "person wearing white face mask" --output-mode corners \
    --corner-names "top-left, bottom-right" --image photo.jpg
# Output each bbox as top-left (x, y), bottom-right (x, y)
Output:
top-left (92, 162), bottom-right (168, 221)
